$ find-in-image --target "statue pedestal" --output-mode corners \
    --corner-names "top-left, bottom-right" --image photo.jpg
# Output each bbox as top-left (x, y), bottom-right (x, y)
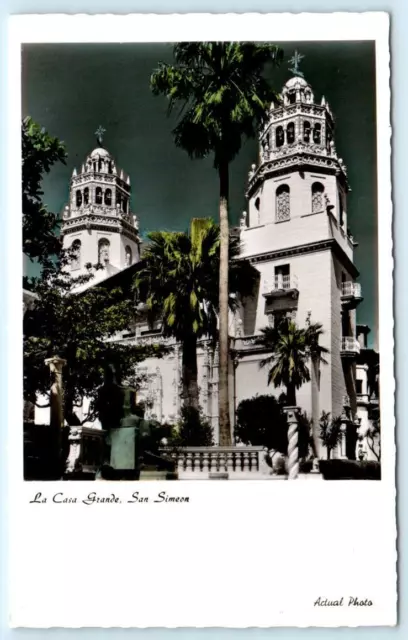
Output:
top-left (110, 426), bottom-right (140, 475)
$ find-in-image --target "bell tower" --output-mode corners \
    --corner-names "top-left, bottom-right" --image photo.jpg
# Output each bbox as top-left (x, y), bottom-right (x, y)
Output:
top-left (61, 127), bottom-right (141, 280)
top-left (238, 53), bottom-right (363, 426)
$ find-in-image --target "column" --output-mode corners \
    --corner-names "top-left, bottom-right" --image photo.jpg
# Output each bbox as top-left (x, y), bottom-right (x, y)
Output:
top-left (284, 406), bottom-right (300, 479)
top-left (45, 356), bottom-right (67, 476)
top-left (45, 356), bottom-right (67, 430)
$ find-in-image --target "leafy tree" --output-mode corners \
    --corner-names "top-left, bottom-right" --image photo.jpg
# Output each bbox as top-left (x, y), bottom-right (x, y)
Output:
top-left (257, 318), bottom-right (311, 406)
top-left (24, 261), bottom-right (168, 425)
top-left (304, 318), bottom-right (329, 458)
top-left (22, 117), bottom-right (67, 264)
top-left (151, 42), bottom-right (283, 445)
top-left (318, 411), bottom-right (343, 459)
top-left (134, 217), bottom-right (256, 412)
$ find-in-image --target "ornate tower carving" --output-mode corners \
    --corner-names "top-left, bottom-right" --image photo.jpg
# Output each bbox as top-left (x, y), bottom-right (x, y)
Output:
top-left (61, 128), bottom-right (141, 278)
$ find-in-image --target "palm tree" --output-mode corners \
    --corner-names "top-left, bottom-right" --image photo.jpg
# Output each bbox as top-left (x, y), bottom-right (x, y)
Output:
top-left (304, 320), bottom-right (329, 459)
top-left (257, 318), bottom-right (311, 406)
top-left (318, 411), bottom-right (343, 459)
top-left (150, 42), bottom-right (283, 445)
top-left (134, 218), bottom-right (256, 413)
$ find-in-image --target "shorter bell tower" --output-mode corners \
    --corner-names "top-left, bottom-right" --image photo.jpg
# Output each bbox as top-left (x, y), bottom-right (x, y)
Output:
top-left (61, 127), bottom-right (141, 280)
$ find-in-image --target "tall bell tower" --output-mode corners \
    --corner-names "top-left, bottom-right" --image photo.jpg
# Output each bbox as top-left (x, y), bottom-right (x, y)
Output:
top-left (237, 53), bottom-right (363, 425)
top-left (61, 127), bottom-right (141, 280)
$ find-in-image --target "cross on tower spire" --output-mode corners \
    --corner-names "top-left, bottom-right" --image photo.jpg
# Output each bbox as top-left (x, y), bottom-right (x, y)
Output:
top-left (95, 125), bottom-right (106, 147)
top-left (288, 50), bottom-right (305, 78)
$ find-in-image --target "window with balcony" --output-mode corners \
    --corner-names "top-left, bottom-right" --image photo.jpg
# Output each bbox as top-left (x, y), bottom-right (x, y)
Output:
top-left (276, 184), bottom-right (290, 222)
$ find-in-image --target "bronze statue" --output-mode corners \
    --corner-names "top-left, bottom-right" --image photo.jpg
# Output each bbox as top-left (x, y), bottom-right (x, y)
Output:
top-left (95, 365), bottom-right (174, 479)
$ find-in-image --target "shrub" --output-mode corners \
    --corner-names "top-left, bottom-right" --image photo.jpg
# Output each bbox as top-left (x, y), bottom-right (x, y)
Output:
top-left (235, 394), bottom-right (287, 453)
top-left (235, 394), bottom-right (312, 458)
top-left (319, 459), bottom-right (381, 480)
top-left (171, 406), bottom-right (214, 447)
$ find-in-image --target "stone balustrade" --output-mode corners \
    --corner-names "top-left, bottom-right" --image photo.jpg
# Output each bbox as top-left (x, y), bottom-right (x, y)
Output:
top-left (64, 432), bottom-right (290, 480)
top-left (160, 445), bottom-right (276, 480)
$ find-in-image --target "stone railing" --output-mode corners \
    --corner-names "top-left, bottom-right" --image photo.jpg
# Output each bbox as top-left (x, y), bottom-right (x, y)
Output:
top-left (65, 426), bottom-right (106, 476)
top-left (160, 446), bottom-right (277, 479)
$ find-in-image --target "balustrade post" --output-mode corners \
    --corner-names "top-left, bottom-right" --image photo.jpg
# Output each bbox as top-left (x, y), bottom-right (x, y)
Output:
top-left (284, 406), bottom-right (300, 479)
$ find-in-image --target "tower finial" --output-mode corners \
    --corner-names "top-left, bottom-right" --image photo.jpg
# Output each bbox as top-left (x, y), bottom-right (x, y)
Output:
top-left (95, 125), bottom-right (106, 147)
top-left (288, 50), bottom-right (305, 78)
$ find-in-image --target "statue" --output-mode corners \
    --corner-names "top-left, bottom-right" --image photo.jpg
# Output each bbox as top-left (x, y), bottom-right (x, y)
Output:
top-left (95, 364), bottom-right (174, 479)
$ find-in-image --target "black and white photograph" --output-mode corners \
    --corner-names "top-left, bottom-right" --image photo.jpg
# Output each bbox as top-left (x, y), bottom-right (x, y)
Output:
top-left (22, 38), bottom-right (381, 482)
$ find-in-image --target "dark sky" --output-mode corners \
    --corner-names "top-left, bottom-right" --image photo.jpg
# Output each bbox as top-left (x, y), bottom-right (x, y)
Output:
top-left (22, 41), bottom-right (377, 347)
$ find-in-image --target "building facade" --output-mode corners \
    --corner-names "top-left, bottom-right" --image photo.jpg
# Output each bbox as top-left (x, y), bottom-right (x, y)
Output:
top-left (35, 73), bottom-right (379, 458)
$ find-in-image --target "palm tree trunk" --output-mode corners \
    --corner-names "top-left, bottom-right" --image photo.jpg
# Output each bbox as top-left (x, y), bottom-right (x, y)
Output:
top-left (182, 334), bottom-right (199, 410)
top-left (311, 357), bottom-right (320, 458)
top-left (218, 160), bottom-right (232, 446)
top-left (286, 382), bottom-right (297, 407)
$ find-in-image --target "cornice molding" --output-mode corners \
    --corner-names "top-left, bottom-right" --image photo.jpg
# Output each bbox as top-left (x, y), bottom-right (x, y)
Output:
top-left (240, 238), bottom-right (359, 278)
top-left (246, 152), bottom-right (349, 198)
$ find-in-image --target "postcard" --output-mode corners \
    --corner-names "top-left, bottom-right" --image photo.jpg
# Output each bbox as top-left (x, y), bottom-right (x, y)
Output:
top-left (7, 12), bottom-right (395, 627)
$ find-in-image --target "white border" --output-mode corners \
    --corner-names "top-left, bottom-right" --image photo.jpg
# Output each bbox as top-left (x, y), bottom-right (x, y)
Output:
top-left (7, 13), bottom-right (395, 627)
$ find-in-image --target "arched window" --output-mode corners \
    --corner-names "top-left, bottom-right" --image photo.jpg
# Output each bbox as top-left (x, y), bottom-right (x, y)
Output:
top-left (122, 198), bottom-right (128, 213)
top-left (98, 158), bottom-right (102, 172)
top-left (83, 187), bottom-right (89, 205)
top-left (311, 182), bottom-right (325, 213)
top-left (108, 161), bottom-right (113, 174)
top-left (313, 123), bottom-right (321, 144)
top-left (303, 121), bottom-right (311, 143)
top-left (255, 197), bottom-right (260, 211)
top-left (125, 246), bottom-right (133, 267)
top-left (104, 189), bottom-right (112, 206)
top-left (276, 126), bottom-right (284, 148)
top-left (95, 187), bottom-right (103, 205)
top-left (286, 122), bottom-right (295, 144)
top-left (288, 92), bottom-right (296, 105)
top-left (98, 238), bottom-right (110, 265)
top-left (116, 190), bottom-right (122, 210)
top-left (70, 239), bottom-right (81, 270)
top-left (92, 160), bottom-right (97, 172)
top-left (76, 190), bottom-right (82, 207)
top-left (276, 184), bottom-right (290, 222)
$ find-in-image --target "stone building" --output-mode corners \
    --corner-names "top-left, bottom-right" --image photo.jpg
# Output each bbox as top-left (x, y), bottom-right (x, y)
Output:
top-left (35, 72), bottom-right (379, 458)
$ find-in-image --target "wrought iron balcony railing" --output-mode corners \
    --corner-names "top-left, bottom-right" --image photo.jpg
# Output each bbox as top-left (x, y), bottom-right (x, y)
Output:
top-left (341, 337), bottom-right (361, 355)
top-left (341, 281), bottom-right (362, 298)
top-left (263, 274), bottom-right (298, 293)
